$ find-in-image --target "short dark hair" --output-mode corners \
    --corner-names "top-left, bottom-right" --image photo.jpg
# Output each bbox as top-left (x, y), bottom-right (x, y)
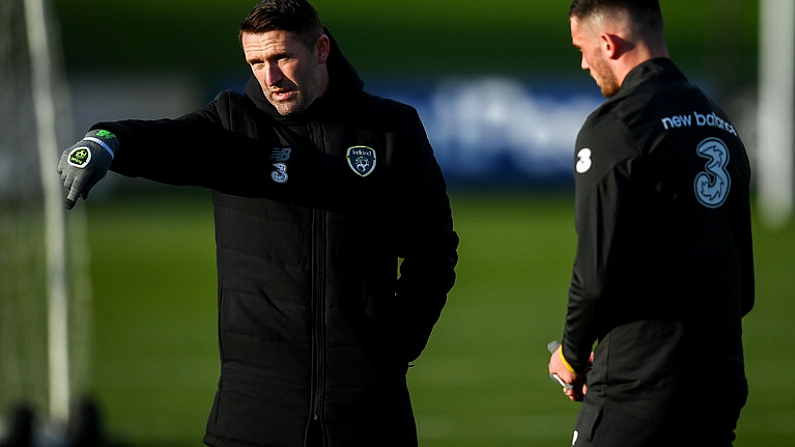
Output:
top-left (569, 0), bottom-right (664, 34)
top-left (239, 0), bottom-right (324, 46)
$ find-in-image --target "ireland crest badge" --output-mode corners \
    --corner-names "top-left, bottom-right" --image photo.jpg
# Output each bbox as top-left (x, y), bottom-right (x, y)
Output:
top-left (346, 146), bottom-right (377, 178)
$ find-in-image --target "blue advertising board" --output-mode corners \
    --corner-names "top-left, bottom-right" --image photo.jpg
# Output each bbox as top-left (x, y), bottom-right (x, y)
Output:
top-left (370, 77), bottom-right (604, 188)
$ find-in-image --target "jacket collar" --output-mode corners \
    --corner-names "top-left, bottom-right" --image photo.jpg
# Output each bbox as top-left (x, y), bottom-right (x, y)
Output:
top-left (615, 57), bottom-right (687, 98)
top-left (244, 28), bottom-right (364, 122)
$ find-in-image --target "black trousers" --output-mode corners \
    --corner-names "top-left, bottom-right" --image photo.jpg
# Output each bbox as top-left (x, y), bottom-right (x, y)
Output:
top-left (305, 420), bottom-right (323, 447)
top-left (571, 394), bottom-right (744, 447)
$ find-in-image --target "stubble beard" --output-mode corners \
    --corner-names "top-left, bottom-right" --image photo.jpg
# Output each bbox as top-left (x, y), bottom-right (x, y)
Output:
top-left (592, 57), bottom-right (620, 98)
top-left (269, 91), bottom-right (307, 116)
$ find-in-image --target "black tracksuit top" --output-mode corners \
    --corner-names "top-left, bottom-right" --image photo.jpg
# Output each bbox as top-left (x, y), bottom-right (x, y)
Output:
top-left (95, 33), bottom-right (458, 447)
top-left (562, 58), bottom-right (754, 418)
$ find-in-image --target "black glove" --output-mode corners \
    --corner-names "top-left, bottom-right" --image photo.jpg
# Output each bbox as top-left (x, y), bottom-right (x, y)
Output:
top-left (57, 129), bottom-right (118, 209)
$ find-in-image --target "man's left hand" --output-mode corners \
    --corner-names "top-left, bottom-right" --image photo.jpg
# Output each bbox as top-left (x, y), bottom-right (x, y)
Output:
top-left (548, 346), bottom-right (591, 401)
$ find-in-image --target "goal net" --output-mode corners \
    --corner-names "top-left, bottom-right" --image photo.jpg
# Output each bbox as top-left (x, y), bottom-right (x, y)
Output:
top-left (0, 0), bottom-right (92, 438)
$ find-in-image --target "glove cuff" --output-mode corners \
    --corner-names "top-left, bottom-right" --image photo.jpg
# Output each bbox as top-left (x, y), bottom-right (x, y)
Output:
top-left (84, 129), bottom-right (118, 158)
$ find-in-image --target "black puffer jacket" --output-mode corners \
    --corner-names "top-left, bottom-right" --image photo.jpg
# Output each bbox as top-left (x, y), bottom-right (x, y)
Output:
top-left (96, 32), bottom-right (458, 447)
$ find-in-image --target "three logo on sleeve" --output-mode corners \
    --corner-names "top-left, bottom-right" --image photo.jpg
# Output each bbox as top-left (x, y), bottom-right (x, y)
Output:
top-left (575, 137), bottom-right (732, 209)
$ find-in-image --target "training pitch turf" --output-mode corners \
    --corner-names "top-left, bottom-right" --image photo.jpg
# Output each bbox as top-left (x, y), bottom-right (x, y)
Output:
top-left (82, 191), bottom-right (793, 446)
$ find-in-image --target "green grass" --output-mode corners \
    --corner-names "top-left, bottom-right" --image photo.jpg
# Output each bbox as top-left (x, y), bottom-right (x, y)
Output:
top-left (86, 192), bottom-right (217, 445)
top-left (82, 191), bottom-right (795, 446)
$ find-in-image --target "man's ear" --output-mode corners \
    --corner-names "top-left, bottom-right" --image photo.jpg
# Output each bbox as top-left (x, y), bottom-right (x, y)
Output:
top-left (316, 34), bottom-right (330, 64)
top-left (600, 32), bottom-right (630, 60)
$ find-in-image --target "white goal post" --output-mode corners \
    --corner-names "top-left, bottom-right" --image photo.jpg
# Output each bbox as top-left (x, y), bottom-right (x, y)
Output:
top-left (758, 0), bottom-right (795, 229)
top-left (23, 0), bottom-right (71, 423)
top-left (1, 0), bottom-right (91, 434)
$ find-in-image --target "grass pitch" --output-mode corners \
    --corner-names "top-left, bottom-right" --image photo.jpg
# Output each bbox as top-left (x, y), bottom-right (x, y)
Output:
top-left (83, 190), bottom-right (795, 446)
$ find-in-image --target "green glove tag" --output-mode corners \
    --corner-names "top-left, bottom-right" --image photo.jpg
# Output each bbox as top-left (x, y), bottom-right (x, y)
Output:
top-left (67, 146), bottom-right (91, 168)
top-left (94, 130), bottom-right (116, 139)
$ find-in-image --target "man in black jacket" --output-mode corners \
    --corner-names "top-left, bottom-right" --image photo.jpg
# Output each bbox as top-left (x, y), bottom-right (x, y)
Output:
top-left (58, 1), bottom-right (458, 446)
top-left (548, 1), bottom-right (754, 446)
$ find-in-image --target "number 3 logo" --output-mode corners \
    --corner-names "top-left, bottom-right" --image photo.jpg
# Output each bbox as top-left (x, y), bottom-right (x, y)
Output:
top-left (271, 162), bottom-right (288, 184)
top-left (694, 137), bottom-right (731, 209)
top-left (576, 148), bottom-right (593, 174)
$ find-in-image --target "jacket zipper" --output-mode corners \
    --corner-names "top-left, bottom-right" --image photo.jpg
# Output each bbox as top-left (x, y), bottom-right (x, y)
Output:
top-left (309, 120), bottom-right (326, 428)
top-left (311, 207), bottom-right (326, 421)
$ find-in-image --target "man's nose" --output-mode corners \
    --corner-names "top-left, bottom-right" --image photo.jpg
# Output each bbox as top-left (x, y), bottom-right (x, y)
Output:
top-left (265, 62), bottom-right (283, 86)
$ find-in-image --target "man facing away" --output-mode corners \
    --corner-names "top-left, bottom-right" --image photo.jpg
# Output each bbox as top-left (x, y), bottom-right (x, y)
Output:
top-left (58, 1), bottom-right (459, 446)
top-left (548, 1), bottom-right (754, 446)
